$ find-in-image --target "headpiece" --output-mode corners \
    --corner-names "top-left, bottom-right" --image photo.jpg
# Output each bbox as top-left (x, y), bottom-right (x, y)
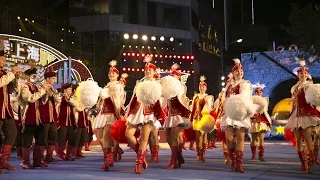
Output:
top-left (144, 56), bottom-right (157, 71)
top-left (199, 75), bottom-right (207, 87)
top-left (154, 68), bottom-right (161, 79)
top-left (109, 60), bottom-right (119, 74)
top-left (253, 83), bottom-right (265, 94)
top-left (44, 66), bottom-right (57, 78)
top-left (231, 58), bottom-right (243, 73)
top-left (170, 63), bottom-right (181, 77)
top-left (119, 73), bottom-right (128, 86)
top-left (297, 60), bottom-right (308, 74)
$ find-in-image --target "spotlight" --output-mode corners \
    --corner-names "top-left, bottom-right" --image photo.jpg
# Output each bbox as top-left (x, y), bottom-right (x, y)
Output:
top-left (25, 18), bottom-right (28, 21)
top-left (73, 31), bottom-right (75, 34)
top-left (61, 39), bottom-right (64, 42)
top-left (142, 35), bottom-right (148, 41)
top-left (32, 20), bottom-right (34, 23)
top-left (62, 28), bottom-right (64, 31)
top-left (32, 32), bottom-right (35, 35)
top-left (151, 36), bottom-right (156, 41)
top-left (124, 33), bottom-right (129, 39)
top-left (154, 47), bottom-right (156, 49)
top-left (17, 16), bottom-right (20, 19)
top-left (148, 46), bottom-right (150, 49)
top-left (72, 42), bottom-right (74, 44)
top-left (142, 46), bottom-right (145, 49)
top-left (170, 37), bottom-right (174, 42)
top-left (221, 76), bottom-right (225, 80)
top-left (123, 45), bottom-right (125, 47)
top-left (133, 34), bottom-right (138, 39)
top-left (222, 87), bottom-right (226, 91)
top-left (18, 29), bottom-right (21, 32)
top-left (221, 82), bottom-right (226, 86)
top-left (129, 45), bottom-right (131, 48)
top-left (160, 36), bottom-right (165, 41)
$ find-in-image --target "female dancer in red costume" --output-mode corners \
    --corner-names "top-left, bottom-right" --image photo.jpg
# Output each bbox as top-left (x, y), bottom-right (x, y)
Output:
top-left (190, 76), bottom-right (213, 162)
top-left (163, 64), bottom-right (191, 169)
top-left (92, 60), bottom-right (124, 171)
top-left (221, 59), bottom-right (252, 173)
top-left (285, 60), bottom-right (320, 173)
top-left (125, 56), bottom-right (165, 174)
top-left (250, 84), bottom-right (272, 161)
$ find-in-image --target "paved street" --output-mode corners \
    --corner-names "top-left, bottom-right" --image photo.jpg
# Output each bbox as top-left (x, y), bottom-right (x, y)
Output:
top-left (1, 141), bottom-right (320, 180)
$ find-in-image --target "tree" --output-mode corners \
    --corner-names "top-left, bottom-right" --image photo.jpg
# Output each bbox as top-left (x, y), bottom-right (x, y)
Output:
top-left (283, 3), bottom-right (320, 57)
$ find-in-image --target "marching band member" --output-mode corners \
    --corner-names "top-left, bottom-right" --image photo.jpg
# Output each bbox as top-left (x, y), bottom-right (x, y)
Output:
top-left (125, 56), bottom-right (166, 174)
top-left (57, 82), bottom-right (78, 161)
top-left (92, 60), bottom-right (123, 171)
top-left (0, 50), bottom-right (22, 173)
top-left (250, 84), bottom-right (272, 161)
top-left (163, 64), bottom-right (191, 169)
top-left (190, 76), bottom-right (213, 162)
top-left (285, 60), bottom-right (320, 173)
top-left (221, 58), bottom-right (253, 173)
top-left (19, 67), bottom-right (50, 169)
top-left (40, 67), bottom-right (59, 163)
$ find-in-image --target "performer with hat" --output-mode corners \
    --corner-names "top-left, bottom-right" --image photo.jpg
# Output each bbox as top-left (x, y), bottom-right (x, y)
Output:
top-left (163, 64), bottom-right (191, 169)
top-left (249, 83), bottom-right (272, 161)
top-left (112, 73), bottom-right (128, 162)
top-left (189, 76), bottom-right (213, 162)
top-left (285, 60), bottom-right (320, 173)
top-left (56, 81), bottom-right (79, 161)
top-left (92, 60), bottom-right (124, 171)
top-left (0, 50), bottom-right (23, 173)
top-left (125, 56), bottom-right (166, 174)
top-left (40, 66), bottom-right (59, 163)
top-left (220, 58), bottom-right (253, 173)
top-left (19, 67), bottom-right (51, 169)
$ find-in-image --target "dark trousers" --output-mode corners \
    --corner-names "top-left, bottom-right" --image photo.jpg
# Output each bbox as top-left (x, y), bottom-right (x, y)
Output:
top-left (43, 122), bottom-right (57, 147)
top-left (22, 125), bottom-right (45, 148)
top-left (0, 118), bottom-right (18, 146)
top-left (15, 128), bottom-right (23, 147)
top-left (86, 132), bottom-right (93, 143)
top-left (57, 126), bottom-right (76, 147)
top-left (74, 128), bottom-right (87, 147)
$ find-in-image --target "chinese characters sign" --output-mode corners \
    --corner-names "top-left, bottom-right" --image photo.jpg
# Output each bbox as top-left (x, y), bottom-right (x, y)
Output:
top-left (3, 40), bottom-right (40, 62)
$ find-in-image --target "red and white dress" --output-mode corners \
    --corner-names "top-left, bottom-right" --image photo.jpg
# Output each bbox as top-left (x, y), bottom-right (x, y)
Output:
top-left (286, 81), bottom-right (320, 130)
top-left (221, 80), bottom-right (252, 130)
top-left (126, 80), bottom-right (165, 126)
top-left (93, 81), bottom-right (123, 129)
top-left (249, 100), bottom-right (272, 133)
top-left (163, 83), bottom-right (191, 128)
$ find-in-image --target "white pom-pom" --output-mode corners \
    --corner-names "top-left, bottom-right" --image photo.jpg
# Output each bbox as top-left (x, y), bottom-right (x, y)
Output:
top-left (252, 95), bottom-right (268, 114)
top-left (161, 75), bottom-right (182, 99)
top-left (136, 80), bottom-right (162, 105)
top-left (305, 84), bottom-right (320, 106)
top-left (224, 94), bottom-right (257, 121)
top-left (108, 82), bottom-right (123, 96)
top-left (233, 58), bottom-right (241, 64)
top-left (109, 60), bottom-right (117, 67)
top-left (76, 80), bottom-right (101, 108)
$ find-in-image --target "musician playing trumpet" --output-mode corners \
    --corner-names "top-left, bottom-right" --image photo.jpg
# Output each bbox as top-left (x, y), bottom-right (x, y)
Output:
top-left (0, 50), bottom-right (23, 173)
top-left (39, 67), bottom-right (60, 163)
top-left (19, 67), bottom-right (51, 169)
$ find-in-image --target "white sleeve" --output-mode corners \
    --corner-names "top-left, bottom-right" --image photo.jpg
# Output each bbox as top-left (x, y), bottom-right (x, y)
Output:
top-left (239, 81), bottom-right (252, 98)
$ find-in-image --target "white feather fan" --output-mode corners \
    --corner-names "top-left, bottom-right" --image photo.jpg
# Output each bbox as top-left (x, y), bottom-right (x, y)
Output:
top-left (224, 94), bottom-right (257, 121)
top-left (161, 75), bottom-right (182, 100)
top-left (136, 80), bottom-right (162, 105)
top-left (76, 80), bottom-right (101, 108)
top-left (305, 84), bottom-right (320, 106)
top-left (252, 95), bottom-right (268, 114)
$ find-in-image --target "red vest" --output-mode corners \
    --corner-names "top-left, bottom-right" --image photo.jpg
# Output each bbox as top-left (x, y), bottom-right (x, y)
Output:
top-left (58, 96), bottom-right (76, 127)
top-left (77, 110), bottom-right (87, 128)
top-left (168, 96), bottom-right (191, 117)
top-left (226, 83), bottom-right (240, 98)
top-left (40, 96), bottom-right (58, 123)
top-left (24, 83), bottom-right (41, 125)
top-left (0, 70), bottom-right (14, 119)
top-left (190, 95), bottom-right (206, 122)
top-left (295, 88), bottom-right (320, 117)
